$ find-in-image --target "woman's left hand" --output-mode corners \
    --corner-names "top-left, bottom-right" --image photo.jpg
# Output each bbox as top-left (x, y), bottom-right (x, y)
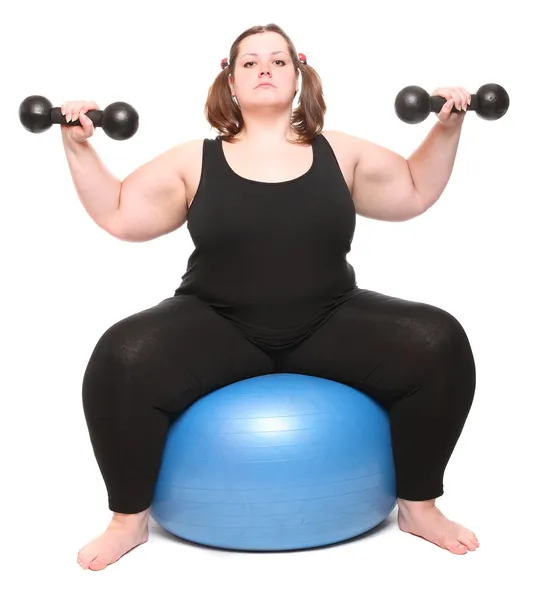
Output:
top-left (432, 86), bottom-right (471, 127)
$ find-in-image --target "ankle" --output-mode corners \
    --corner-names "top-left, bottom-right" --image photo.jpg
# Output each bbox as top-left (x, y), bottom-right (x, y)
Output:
top-left (397, 498), bottom-right (437, 513)
top-left (111, 509), bottom-right (150, 527)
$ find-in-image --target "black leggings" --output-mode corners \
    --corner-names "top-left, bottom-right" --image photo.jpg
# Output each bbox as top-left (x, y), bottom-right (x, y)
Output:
top-left (82, 290), bottom-right (476, 514)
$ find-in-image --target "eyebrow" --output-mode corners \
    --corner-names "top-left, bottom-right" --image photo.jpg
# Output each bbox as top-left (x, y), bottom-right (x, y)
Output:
top-left (239, 51), bottom-right (288, 59)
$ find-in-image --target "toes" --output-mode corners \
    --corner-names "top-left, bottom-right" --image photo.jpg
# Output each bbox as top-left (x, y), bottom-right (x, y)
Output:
top-left (448, 542), bottom-right (468, 555)
top-left (460, 529), bottom-right (479, 549)
top-left (78, 548), bottom-right (98, 570)
top-left (77, 551), bottom-right (108, 571)
top-left (88, 559), bottom-right (109, 571)
top-left (459, 534), bottom-right (479, 551)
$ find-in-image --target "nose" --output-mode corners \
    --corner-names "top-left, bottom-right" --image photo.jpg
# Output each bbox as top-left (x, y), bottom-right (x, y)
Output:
top-left (258, 64), bottom-right (272, 77)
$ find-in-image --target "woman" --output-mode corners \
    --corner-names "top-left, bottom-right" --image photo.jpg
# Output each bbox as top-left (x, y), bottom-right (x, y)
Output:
top-left (62, 23), bottom-right (480, 571)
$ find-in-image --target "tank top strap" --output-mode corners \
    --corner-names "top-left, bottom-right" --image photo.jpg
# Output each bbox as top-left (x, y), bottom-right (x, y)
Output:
top-left (198, 137), bottom-right (229, 180)
top-left (312, 132), bottom-right (340, 166)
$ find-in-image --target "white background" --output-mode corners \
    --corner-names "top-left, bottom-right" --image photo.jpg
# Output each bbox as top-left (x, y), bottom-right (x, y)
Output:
top-left (2, 0), bottom-right (532, 597)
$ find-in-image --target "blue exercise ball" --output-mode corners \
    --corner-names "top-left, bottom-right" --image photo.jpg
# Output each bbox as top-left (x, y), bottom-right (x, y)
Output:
top-left (150, 373), bottom-right (396, 551)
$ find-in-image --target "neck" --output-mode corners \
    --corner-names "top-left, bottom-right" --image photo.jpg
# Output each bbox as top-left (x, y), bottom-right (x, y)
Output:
top-left (235, 110), bottom-right (296, 145)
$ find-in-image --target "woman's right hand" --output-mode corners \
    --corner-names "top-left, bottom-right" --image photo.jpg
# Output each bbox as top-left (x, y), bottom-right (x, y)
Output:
top-left (60, 100), bottom-right (100, 143)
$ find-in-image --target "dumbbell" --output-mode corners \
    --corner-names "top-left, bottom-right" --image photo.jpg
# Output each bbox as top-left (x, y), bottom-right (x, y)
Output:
top-left (19, 95), bottom-right (140, 140)
top-left (394, 83), bottom-right (510, 124)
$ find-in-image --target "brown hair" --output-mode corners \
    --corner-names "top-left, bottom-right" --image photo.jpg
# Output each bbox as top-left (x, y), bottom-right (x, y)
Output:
top-left (204, 23), bottom-right (326, 145)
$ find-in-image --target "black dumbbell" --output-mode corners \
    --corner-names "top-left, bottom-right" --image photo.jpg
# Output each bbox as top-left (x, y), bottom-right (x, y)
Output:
top-left (394, 83), bottom-right (510, 124)
top-left (19, 95), bottom-right (140, 140)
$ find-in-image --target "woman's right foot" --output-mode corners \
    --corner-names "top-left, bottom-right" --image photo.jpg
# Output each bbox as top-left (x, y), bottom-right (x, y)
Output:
top-left (77, 510), bottom-right (150, 571)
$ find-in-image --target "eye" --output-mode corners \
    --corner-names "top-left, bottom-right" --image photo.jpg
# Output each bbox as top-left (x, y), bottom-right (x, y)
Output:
top-left (243, 60), bottom-right (286, 67)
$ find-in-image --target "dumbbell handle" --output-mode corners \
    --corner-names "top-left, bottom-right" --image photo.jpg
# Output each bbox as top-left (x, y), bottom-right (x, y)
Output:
top-left (50, 107), bottom-right (104, 127)
top-left (431, 95), bottom-right (479, 114)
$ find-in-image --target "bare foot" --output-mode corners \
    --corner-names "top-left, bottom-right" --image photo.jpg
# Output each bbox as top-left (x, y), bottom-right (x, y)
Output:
top-left (397, 499), bottom-right (479, 555)
top-left (77, 510), bottom-right (150, 571)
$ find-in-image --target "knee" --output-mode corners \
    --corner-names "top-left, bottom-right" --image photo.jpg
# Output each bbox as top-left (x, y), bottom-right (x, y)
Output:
top-left (84, 315), bottom-right (156, 379)
top-left (409, 305), bottom-right (475, 374)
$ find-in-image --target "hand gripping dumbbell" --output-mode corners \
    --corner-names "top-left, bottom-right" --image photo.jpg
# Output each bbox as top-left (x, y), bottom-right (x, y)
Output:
top-left (19, 95), bottom-right (140, 140)
top-left (394, 83), bottom-right (510, 124)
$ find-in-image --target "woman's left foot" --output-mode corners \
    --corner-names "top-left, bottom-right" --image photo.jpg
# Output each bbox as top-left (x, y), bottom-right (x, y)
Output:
top-left (397, 499), bottom-right (479, 555)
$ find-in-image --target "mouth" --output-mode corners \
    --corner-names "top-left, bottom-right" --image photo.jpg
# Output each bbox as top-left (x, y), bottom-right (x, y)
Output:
top-left (256, 83), bottom-right (275, 88)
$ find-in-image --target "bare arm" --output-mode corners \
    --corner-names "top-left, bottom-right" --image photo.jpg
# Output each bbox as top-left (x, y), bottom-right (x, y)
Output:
top-left (63, 133), bottom-right (201, 242)
top-left (111, 140), bottom-right (202, 242)
top-left (351, 137), bottom-right (419, 222)
top-left (350, 121), bottom-right (464, 222)
top-left (62, 133), bottom-right (123, 231)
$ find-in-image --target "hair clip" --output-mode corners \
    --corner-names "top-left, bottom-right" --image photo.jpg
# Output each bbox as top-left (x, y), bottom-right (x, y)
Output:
top-left (298, 53), bottom-right (307, 65)
top-left (220, 58), bottom-right (229, 70)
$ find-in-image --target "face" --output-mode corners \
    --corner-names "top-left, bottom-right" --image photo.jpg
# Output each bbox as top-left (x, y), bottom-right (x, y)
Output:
top-left (229, 32), bottom-right (299, 109)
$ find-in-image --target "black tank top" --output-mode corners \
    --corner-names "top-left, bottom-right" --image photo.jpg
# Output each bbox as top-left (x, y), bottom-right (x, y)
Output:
top-left (174, 133), bottom-right (359, 351)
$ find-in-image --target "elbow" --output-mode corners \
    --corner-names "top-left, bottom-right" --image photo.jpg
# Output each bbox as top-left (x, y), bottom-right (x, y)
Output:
top-left (100, 215), bottom-right (127, 241)
top-left (409, 186), bottom-right (444, 219)
top-left (388, 190), bottom-right (426, 222)
top-left (405, 160), bottom-right (441, 219)
top-left (392, 186), bottom-right (426, 222)
top-left (409, 188), bottom-right (427, 219)
top-left (405, 161), bottom-right (425, 219)
top-left (101, 185), bottom-right (126, 240)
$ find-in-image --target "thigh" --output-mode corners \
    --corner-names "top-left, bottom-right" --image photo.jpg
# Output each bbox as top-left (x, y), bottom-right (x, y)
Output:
top-left (277, 289), bottom-right (471, 409)
top-left (84, 294), bottom-right (275, 413)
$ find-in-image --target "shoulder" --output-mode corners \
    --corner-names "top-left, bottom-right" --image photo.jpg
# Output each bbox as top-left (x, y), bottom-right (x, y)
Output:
top-left (156, 138), bottom-right (206, 165)
top-left (166, 138), bottom-right (206, 179)
top-left (172, 137), bottom-right (207, 158)
top-left (319, 129), bottom-right (365, 168)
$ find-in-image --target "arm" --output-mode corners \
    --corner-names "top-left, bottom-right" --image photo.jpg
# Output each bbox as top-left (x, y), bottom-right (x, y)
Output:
top-left (351, 120), bottom-right (464, 222)
top-left (63, 133), bottom-right (201, 242)
top-left (112, 139), bottom-right (202, 242)
top-left (62, 132), bottom-right (123, 232)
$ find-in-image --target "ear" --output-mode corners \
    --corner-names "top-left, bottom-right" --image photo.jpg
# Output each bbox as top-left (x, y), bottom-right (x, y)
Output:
top-left (228, 74), bottom-right (235, 95)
